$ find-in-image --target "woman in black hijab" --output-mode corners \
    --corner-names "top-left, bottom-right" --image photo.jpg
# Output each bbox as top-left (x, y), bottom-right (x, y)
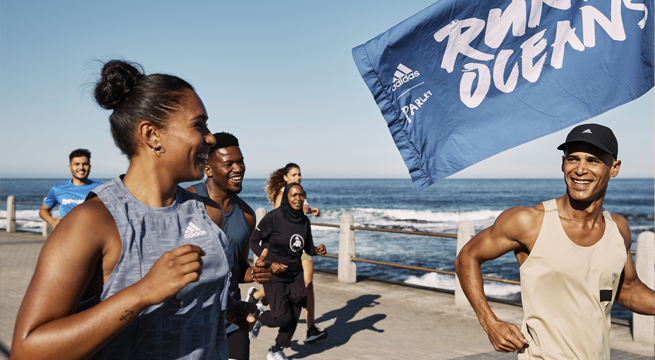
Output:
top-left (250, 183), bottom-right (327, 360)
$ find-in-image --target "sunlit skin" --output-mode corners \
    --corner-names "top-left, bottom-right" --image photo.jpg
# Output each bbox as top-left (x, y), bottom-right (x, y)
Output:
top-left (288, 185), bottom-right (305, 211)
top-left (454, 142), bottom-right (653, 354)
top-left (11, 88), bottom-right (262, 360)
top-left (186, 145), bottom-right (271, 285)
top-left (123, 89), bottom-right (215, 207)
top-left (69, 156), bottom-right (91, 185)
top-left (153, 91), bottom-right (214, 185)
top-left (276, 167), bottom-right (320, 216)
top-left (283, 167), bottom-right (302, 185)
top-left (207, 146), bottom-right (245, 198)
top-left (561, 142), bottom-right (620, 211)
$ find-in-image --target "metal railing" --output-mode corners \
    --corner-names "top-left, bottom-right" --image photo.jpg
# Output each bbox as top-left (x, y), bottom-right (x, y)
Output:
top-left (313, 222), bottom-right (458, 238)
top-left (2, 198), bottom-right (652, 344)
top-left (256, 207), bottom-right (654, 344)
top-left (311, 221), bottom-right (519, 285)
top-left (311, 221), bottom-right (634, 276)
top-left (1, 196), bottom-right (53, 236)
top-left (1, 201), bottom-right (41, 205)
top-left (253, 210), bottom-right (517, 288)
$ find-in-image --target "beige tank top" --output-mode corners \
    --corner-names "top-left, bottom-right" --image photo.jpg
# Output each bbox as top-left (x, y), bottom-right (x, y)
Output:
top-left (517, 199), bottom-right (627, 360)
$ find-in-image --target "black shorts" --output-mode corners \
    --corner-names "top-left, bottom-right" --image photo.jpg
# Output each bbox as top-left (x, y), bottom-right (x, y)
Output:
top-left (263, 273), bottom-right (307, 319)
top-left (227, 329), bottom-right (250, 360)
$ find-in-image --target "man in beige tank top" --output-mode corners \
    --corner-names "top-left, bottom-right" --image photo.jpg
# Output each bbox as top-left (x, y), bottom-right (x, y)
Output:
top-left (455, 124), bottom-right (654, 359)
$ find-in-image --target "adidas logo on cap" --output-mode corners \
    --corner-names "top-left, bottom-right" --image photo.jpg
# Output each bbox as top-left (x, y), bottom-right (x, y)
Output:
top-left (184, 222), bottom-right (207, 238)
top-left (391, 63), bottom-right (420, 92)
top-left (557, 123), bottom-right (618, 159)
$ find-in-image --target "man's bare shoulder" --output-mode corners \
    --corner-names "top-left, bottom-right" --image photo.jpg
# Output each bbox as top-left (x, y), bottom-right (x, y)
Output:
top-left (610, 212), bottom-right (632, 250)
top-left (496, 204), bottom-right (544, 227)
top-left (610, 212), bottom-right (629, 228)
top-left (491, 204), bottom-right (545, 242)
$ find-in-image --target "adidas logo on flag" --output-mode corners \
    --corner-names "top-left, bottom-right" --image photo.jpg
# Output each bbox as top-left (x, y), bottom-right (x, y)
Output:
top-left (184, 222), bottom-right (207, 238)
top-left (391, 63), bottom-right (420, 92)
top-left (582, 129), bottom-right (592, 134)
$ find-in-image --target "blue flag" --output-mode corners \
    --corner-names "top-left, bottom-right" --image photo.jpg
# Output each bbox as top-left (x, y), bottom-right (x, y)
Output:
top-left (353, 0), bottom-right (653, 191)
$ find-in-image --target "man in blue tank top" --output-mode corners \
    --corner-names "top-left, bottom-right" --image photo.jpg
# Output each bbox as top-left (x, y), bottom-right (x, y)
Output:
top-left (39, 149), bottom-right (101, 228)
top-left (188, 132), bottom-right (270, 360)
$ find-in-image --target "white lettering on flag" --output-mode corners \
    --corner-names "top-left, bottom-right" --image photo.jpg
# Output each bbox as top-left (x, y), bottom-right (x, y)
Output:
top-left (352, 0), bottom-right (652, 190)
top-left (431, 0), bottom-right (649, 107)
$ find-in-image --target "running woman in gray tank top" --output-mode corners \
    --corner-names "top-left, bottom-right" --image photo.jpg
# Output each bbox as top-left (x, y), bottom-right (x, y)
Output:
top-left (12, 60), bottom-right (261, 360)
top-left (79, 177), bottom-right (232, 359)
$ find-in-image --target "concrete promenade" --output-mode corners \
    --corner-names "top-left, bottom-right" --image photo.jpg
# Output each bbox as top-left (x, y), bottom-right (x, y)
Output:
top-left (1, 231), bottom-right (653, 359)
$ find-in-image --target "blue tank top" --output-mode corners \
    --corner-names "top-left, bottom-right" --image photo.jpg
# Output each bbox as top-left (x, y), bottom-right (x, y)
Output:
top-left (78, 177), bottom-right (230, 360)
top-left (191, 181), bottom-right (210, 198)
top-left (191, 182), bottom-right (250, 302)
top-left (223, 195), bottom-right (251, 333)
top-left (191, 182), bottom-right (251, 334)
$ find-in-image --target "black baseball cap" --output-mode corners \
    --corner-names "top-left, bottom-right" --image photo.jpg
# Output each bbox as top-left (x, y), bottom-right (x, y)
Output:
top-left (557, 123), bottom-right (618, 159)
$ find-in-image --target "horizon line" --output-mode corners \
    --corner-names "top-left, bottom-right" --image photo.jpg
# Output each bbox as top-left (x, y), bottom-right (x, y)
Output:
top-left (1, 177), bottom-right (653, 180)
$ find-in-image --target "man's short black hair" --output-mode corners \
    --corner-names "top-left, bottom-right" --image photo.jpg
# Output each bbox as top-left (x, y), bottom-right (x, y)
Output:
top-left (210, 132), bottom-right (239, 153)
top-left (69, 149), bottom-right (91, 162)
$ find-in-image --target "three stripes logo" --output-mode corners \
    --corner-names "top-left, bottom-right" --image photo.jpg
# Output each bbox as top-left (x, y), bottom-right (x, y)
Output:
top-left (184, 222), bottom-right (207, 238)
top-left (391, 64), bottom-right (420, 92)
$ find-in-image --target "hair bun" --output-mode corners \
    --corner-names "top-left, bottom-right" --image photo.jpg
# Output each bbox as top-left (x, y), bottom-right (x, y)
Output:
top-left (94, 60), bottom-right (144, 110)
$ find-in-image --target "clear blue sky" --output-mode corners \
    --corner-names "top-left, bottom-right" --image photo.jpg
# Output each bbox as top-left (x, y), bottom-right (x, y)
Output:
top-left (1, 1), bottom-right (652, 180)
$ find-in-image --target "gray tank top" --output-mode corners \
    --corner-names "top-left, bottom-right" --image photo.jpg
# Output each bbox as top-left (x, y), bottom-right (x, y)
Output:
top-left (78, 177), bottom-right (230, 360)
top-left (191, 182), bottom-right (251, 334)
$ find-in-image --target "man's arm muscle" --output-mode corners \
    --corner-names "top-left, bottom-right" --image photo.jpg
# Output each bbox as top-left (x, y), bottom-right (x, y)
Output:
top-left (455, 206), bottom-right (541, 352)
top-left (613, 214), bottom-right (655, 315)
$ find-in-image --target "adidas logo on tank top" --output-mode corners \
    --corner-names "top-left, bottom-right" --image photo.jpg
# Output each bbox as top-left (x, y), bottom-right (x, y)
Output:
top-left (184, 222), bottom-right (207, 238)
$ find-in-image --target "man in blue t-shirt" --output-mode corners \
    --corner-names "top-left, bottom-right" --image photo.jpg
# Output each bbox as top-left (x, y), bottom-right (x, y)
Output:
top-left (39, 149), bottom-right (102, 228)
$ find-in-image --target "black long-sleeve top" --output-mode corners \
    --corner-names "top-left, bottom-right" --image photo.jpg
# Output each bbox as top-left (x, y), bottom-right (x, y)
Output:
top-left (250, 208), bottom-right (316, 281)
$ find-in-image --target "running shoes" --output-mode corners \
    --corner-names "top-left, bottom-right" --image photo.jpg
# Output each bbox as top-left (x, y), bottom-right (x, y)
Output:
top-left (305, 325), bottom-right (328, 343)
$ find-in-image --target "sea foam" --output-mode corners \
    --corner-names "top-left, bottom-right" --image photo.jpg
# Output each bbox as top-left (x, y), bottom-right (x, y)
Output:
top-left (405, 272), bottom-right (520, 300)
top-left (0, 209), bottom-right (54, 231)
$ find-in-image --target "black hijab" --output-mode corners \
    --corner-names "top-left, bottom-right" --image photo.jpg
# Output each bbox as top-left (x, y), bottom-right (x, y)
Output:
top-left (280, 183), bottom-right (306, 223)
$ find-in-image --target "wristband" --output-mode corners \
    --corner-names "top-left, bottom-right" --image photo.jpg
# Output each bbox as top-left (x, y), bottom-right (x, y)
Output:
top-left (251, 268), bottom-right (255, 283)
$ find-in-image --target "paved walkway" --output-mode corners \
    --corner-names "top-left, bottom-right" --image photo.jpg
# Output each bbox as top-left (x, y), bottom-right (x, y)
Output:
top-left (1, 231), bottom-right (653, 359)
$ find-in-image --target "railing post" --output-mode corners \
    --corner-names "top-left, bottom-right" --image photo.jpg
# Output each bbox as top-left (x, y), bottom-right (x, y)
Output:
top-left (255, 207), bottom-right (266, 227)
top-left (338, 212), bottom-right (356, 283)
top-left (42, 221), bottom-right (53, 237)
top-left (6, 195), bottom-right (16, 233)
top-left (253, 207), bottom-right (267, 264)
top-left (455, 221), bottom-right (474, 307)
top-left (633, 231), bottom-right (654, 344)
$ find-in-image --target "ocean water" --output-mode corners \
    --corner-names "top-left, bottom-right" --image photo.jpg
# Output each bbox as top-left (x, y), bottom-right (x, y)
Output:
top-left (1, 177), bottom-right (653, 321)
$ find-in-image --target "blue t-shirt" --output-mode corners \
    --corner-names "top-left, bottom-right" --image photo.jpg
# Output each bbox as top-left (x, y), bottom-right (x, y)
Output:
top-left (43, 179), bottom-right (102, 217)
